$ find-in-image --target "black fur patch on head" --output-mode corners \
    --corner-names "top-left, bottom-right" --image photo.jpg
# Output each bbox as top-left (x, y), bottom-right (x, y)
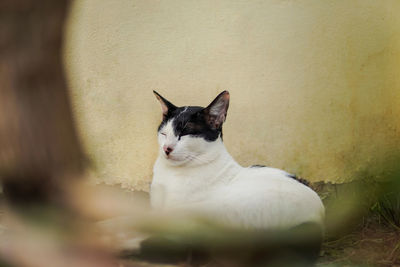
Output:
top-left (155, 91), bottom-right (230, 142)
top-left (159, 106), bottom-right (222, 142)
top-left (287, 173), bottom-right (310, 187)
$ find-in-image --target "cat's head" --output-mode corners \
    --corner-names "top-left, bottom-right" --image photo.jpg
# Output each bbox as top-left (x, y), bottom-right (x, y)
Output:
top-left (154, 90), bottom-right (230, 166)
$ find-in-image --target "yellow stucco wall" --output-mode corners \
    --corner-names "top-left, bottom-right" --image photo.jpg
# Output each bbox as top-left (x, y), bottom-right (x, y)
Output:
top-left (64, 0), bottom-right (400, 191)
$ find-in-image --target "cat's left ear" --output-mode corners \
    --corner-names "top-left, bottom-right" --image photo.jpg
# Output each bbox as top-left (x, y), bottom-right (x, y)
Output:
top-left (203, 91), bottom-right (230, 129)
top-left (153, 90), bottom-right (177, 120)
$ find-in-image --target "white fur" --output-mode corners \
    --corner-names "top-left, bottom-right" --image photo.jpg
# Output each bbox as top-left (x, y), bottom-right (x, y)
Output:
top-left (152, 119), bottom-right (325, 230)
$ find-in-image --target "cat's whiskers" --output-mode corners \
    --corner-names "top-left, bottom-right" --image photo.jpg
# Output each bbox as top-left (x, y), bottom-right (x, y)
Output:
top-left (170, 151), bottom-right (213, 165)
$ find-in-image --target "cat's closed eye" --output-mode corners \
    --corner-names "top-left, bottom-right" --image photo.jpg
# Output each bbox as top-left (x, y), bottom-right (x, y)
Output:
top-left (160, 133), bottom-right (166, 136)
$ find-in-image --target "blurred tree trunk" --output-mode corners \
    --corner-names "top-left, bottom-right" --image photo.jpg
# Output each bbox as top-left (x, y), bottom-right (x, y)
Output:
top-left (0, 3), bottom-right (120, 267)
top-left (0, 0), bottom-right (83, 207)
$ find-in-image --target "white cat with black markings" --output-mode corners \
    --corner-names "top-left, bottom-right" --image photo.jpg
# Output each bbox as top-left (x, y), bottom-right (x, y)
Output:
top-left (151, 91), bottom-right (325, 230)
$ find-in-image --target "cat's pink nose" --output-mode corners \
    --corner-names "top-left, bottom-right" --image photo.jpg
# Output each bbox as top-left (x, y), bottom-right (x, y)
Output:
top-left (163, 146), bottom-right (173, 155)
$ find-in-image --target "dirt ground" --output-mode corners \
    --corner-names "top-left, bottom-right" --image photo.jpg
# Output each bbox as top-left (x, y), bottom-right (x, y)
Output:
top-left (317, 216), bottom-right (400, 267)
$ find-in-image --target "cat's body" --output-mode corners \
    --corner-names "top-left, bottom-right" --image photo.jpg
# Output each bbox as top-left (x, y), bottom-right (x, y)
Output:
top-left (151, 91), bottom-right (325, 230)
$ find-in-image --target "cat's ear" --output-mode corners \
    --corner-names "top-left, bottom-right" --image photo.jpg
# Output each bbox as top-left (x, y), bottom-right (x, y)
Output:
top-left (153, 90), bottom-right (177, 120)
top-left (203, 91), bottom-right (230, 129)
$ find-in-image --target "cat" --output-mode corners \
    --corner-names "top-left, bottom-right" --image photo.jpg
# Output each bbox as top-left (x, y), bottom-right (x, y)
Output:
top-left (150, 90), bottom-right (325, 230)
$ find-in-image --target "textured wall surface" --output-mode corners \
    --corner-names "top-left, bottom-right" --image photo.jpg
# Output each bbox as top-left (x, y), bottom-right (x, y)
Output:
top-left (64, 0), bottom-right (400, 191)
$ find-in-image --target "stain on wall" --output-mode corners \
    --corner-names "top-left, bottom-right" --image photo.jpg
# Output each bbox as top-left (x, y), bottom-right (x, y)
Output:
top-left (64, 0), bottom-right (400, 190)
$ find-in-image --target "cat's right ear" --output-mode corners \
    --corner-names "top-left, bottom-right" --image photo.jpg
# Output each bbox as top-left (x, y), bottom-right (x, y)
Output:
top-left (203, 91), bottom-right (230, 130)
top-left (153, 90), bottom-right (177, 120)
